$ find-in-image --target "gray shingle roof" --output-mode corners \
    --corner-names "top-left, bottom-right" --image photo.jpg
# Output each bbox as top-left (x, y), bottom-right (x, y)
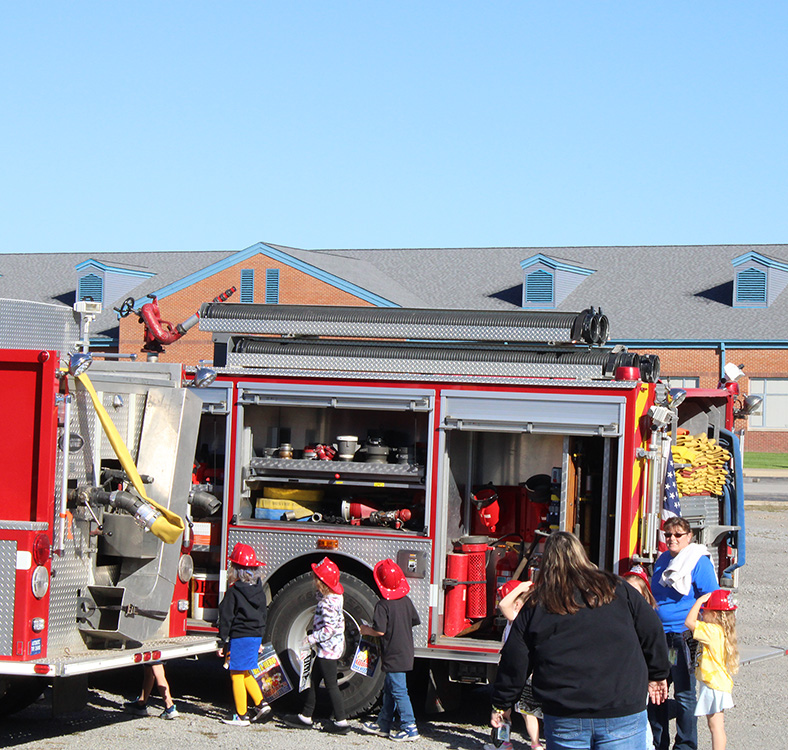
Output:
top-left (3, 243), bottom-right (788, 343)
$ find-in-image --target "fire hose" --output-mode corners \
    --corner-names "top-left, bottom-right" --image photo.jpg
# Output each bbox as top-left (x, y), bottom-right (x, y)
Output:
top-left (76, 372), bottom-right (185, 544)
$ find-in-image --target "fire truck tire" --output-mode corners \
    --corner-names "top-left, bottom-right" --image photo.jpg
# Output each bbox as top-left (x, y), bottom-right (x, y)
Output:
top-left (0, 676), bottom-right (46, 716)
top-left (266, 571), bottom-right (384, 717)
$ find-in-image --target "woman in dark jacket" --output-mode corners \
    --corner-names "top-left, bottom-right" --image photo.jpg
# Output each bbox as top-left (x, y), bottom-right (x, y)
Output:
top-left (490, 532), bottom-right (669, 750)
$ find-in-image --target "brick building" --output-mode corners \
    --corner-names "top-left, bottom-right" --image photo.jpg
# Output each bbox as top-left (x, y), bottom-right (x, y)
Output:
top-left (3, 242), bottom-right (788, 451)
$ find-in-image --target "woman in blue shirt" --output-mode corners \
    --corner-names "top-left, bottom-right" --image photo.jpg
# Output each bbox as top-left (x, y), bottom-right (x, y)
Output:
top-left (649, 517), bottom-right (718, 750)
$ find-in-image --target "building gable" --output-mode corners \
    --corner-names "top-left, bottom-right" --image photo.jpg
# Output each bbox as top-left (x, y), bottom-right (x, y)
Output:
top-left (139, 242), bottom-right (398, 309)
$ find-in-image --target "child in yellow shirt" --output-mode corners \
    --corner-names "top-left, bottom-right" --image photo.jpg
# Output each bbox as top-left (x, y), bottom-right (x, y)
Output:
top-left (685, 589), bottom-right (739, 750)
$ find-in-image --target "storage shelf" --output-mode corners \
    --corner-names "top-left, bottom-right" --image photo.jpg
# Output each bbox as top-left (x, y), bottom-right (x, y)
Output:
top-left (247, 457), bottom-right (425, 485)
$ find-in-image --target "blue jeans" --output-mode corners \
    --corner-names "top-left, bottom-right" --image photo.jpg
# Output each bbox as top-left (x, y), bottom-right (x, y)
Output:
top-left (376, 672), bottom-right (415, 730)
top-left (543, 710), bottom-right (648, 750)
top-left (647, 631), bottom-right (697, 750)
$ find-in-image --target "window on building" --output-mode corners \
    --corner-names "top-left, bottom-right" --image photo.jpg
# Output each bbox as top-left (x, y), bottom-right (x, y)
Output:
top-left (664, 376), bottom-right (700, 390)
top-left (748, 378), bottom-right (787, 428)
top-left (265, 268), bottom-right (280, 304)
top-left (78, 273), bottom-right (103, 303)
top-left (240, 269), bottom-right (255, 303)
top-left (525, 269), bottom-right (553, 305)
top-left (736, 268), bottom-right (767, 305)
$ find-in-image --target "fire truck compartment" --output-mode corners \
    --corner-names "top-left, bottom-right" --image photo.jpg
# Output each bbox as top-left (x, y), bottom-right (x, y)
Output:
top-left (233, 383), bottom-right (434, 530)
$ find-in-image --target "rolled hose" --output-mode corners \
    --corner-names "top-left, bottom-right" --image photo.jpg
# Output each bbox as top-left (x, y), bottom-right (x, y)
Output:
top-left (76, 373), bottom-right (185, 544)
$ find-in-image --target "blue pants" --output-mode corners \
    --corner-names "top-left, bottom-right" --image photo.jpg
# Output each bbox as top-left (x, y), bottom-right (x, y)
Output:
top-left (543, 710), bottom-right (648, 750)
top-left (376, 672), bottom-right (415, 730)
top-left (648, 631), bottom-right (697, 750)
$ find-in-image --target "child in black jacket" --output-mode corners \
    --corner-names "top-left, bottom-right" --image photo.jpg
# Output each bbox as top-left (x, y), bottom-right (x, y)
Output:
top-left (360, 559), bottom-right (420, 741)
top-left (217, 543), bottom-right (271, 726)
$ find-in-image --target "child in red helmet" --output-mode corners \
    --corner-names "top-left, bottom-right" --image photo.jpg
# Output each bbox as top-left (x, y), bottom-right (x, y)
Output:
top-left (217, 543), bottom-right (271, 726)
top-left (283, 556), bottom-right (349, 734)
top-left (360, 559), bottom-right (421, 741)
top-left (685, 589), bottom-right (739, 750)
top-left (623, 564), bottom-right (657, 609)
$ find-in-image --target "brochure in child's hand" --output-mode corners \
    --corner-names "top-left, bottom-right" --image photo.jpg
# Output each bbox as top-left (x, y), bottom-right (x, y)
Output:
top-left (251, 642), bottom-right (293, 702)
top-left (351, 636), bottom-right (380, 678)
top-left (298, 645), bottom-right (315, 692)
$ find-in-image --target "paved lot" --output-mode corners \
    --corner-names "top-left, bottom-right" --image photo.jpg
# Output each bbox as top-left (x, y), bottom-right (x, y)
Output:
top-left (2, 501), bottom-right (786, 749)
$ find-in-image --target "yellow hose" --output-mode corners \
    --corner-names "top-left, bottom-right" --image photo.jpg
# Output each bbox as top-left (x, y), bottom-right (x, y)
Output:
top-left (77, 373), bottom-right (185, 544)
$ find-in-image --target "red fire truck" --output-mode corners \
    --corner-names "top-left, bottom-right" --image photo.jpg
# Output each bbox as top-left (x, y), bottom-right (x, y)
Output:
top-left (0, 298), bottom-right (746, 717)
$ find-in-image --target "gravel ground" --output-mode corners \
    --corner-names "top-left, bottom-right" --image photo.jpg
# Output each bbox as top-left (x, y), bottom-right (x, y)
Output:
top-left (3, 505), bottom-right (786, 749)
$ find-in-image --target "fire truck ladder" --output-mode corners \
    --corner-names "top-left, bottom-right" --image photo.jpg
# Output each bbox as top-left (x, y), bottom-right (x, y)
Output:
top-left (199, 304), bottom-right (659, 382)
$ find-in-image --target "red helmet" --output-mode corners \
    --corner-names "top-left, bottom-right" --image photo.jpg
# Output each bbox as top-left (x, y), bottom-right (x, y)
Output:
top-left (703, 589), bottom-right (737, 611)
top-left (623, 564), bottom-right (652, 592)
top-left (229, 543), bottom-right (264, 568)
top-left (312, 556), bottom-right (343, 594)
top-left (497, 579), bottom-right (521, 601)
top-left (373, 559), bottom-right (410, 600)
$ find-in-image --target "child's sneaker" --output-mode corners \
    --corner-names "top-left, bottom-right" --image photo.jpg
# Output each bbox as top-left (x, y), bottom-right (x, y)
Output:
top-left (281, 713), bottom-right (314, 728)
top-left (222, 713), bottom-right (250, 726)
top-left (324, 720), bottom-right (351, 734)
top-left (160, 705), bottom-right (179, 720)
top-left (362, 721), bottom-right (390, 737)
top-left (390, 724), bottom-right (420, 741)
top-left (251, 701), bottom-right (272, 722)
top-left (124, 699), bottom-right (149, 716)
top-left (483, 742), bottom-right (513, 750)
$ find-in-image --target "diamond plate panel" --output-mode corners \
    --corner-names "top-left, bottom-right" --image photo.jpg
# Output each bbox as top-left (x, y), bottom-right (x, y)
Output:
top-left (0, 540), bottom-right (15, 655)
top-left (48, 517), bottom-right (95, 654)
top-left (228, 527), bottom-right (432, 648)
top-left (0, 298), bottom-right (80, 353)
top-left (226, 351), bottom-right (604, 380)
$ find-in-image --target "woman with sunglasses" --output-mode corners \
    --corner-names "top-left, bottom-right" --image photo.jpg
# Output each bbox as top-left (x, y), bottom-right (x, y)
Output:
top-left (648, 516), bottom-right (718, 750)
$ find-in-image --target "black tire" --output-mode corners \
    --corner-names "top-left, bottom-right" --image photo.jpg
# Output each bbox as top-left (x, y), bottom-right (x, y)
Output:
top-left (0, 676), bottom-right (46, 716)
top-left (266, 571), bottom-right (384, 717)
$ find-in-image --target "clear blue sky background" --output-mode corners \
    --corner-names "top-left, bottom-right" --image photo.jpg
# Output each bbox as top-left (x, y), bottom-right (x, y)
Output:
top-left (2, 2), bottom-right (788, 254)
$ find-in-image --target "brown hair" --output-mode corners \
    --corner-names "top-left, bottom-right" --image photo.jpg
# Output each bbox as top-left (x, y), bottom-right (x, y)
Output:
top-left (529, 532), bottom-right (617, 615)
top-left (703, 609), bottom-right (740, 675)
top-left (227, 563), bottom-right (262, 585)
top-left (662, 516), bottom-right (692, 535)
top-left (314, 574), bottom-right (332, 596)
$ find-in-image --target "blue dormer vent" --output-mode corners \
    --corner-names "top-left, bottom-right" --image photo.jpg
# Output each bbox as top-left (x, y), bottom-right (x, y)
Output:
top-left (78, 273), bottom-right (103, 303)
top-left (732, 251), bottom-right (788, 308)
top-left (735, 268), bottom-right (766, 304)
top-left (519, 254), bottom-right (594, 309)
top-left (75, 259), bottom-right (154, 309)
top-left (525, 269), bottom-right (554, 305)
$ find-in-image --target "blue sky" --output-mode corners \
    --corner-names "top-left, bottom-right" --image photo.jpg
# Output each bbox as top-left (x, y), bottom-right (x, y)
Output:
top-left (2, 2), bottom-right (788, 253)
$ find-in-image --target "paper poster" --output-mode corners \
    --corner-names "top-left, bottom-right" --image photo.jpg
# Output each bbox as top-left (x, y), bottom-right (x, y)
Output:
top-left (250, 642), bottom-right (293, 703)
top-left (298, 645), bottom-right (315, 692)
top-left (350, 636), bottom-right (380, 678)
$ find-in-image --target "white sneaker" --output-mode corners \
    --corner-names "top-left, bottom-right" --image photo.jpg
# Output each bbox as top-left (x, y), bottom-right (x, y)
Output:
top-left (223, 713), bottom-right (250, 726)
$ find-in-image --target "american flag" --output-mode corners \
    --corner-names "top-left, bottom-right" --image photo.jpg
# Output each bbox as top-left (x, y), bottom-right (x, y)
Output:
top-left (658, 447), bottom-right (682, 550)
